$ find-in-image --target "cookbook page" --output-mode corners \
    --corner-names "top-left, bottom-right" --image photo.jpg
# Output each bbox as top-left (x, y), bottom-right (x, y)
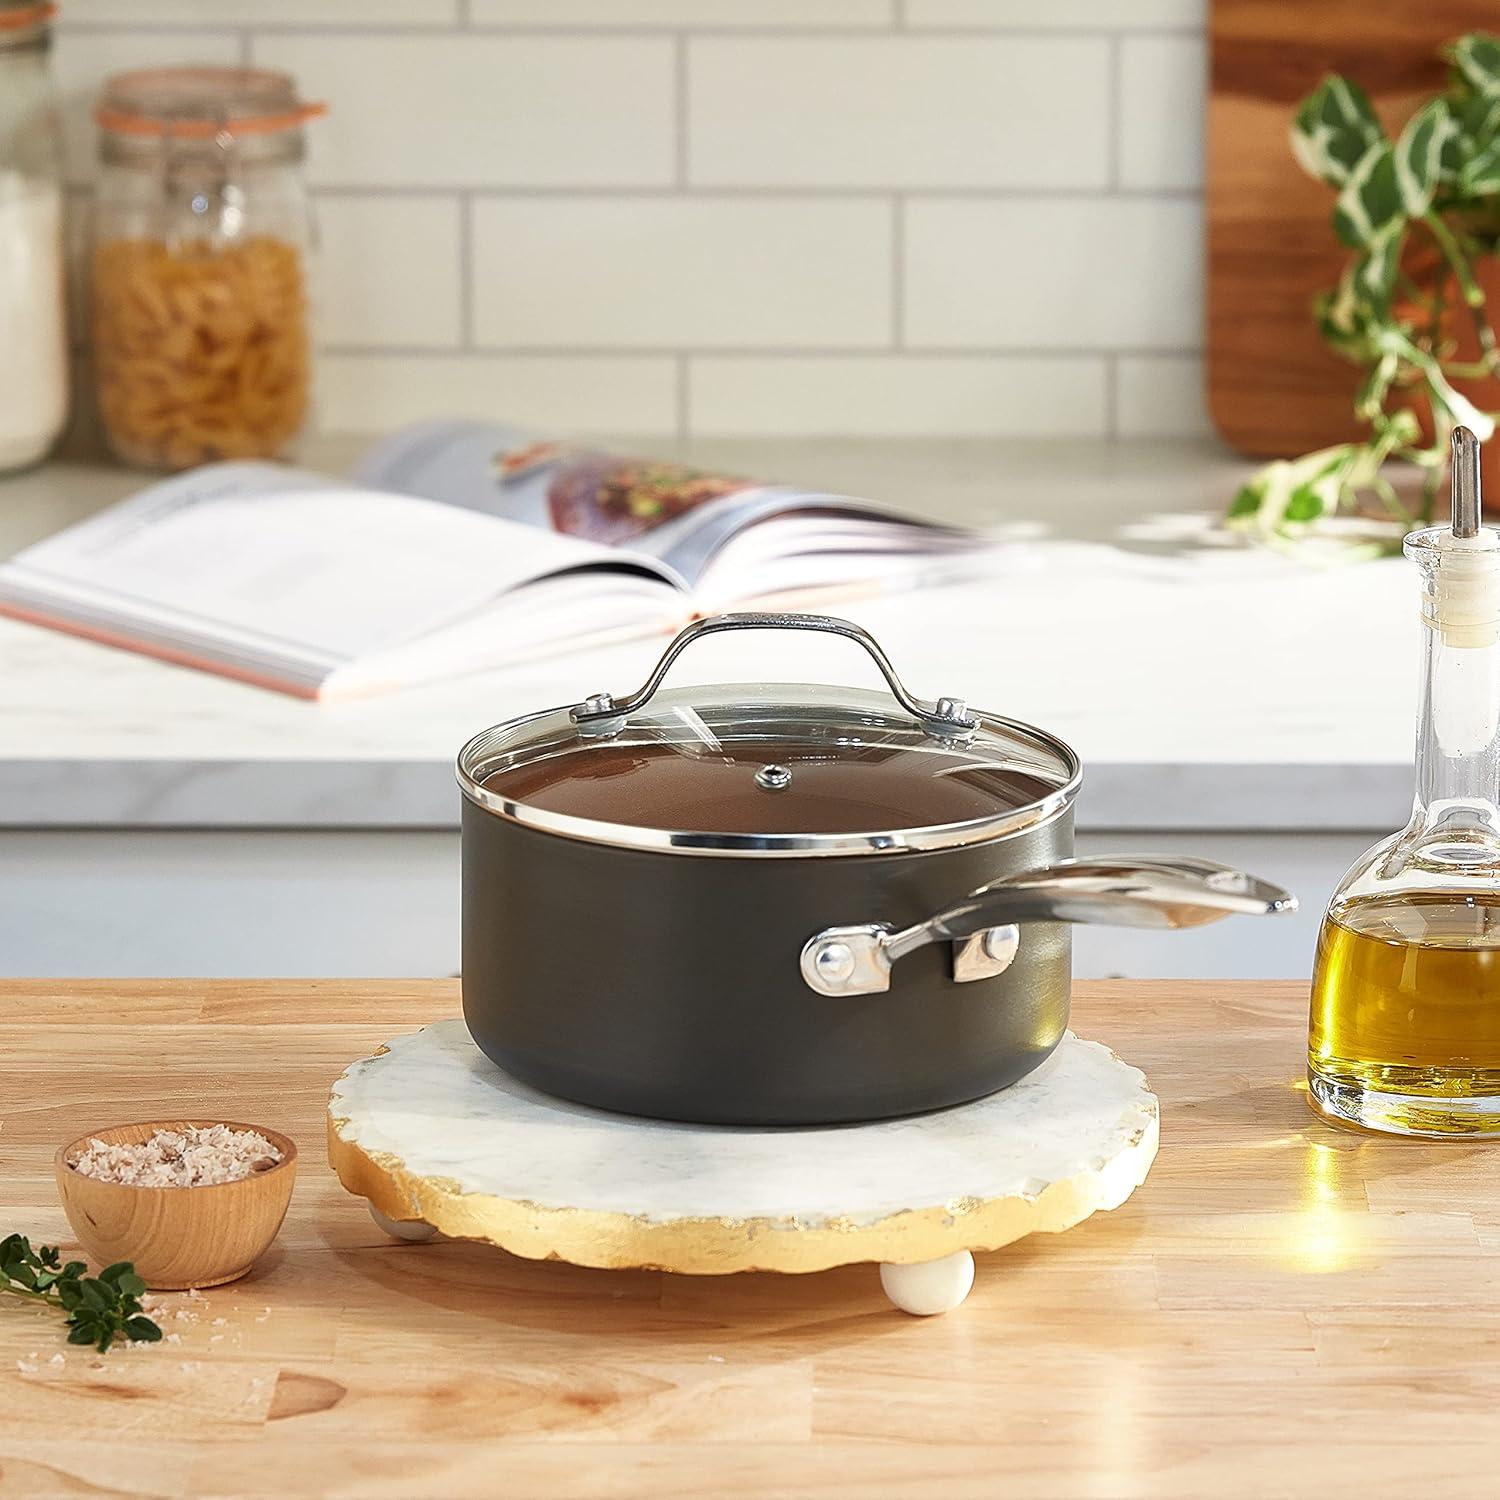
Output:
top-left (356, 419), bottom-right (979, 591)
top-left (0, 460), bottom-right (675, 669)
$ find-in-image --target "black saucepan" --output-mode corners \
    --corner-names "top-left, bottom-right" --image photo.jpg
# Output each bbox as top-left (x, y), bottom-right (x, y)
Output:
top-left (457, 613), bottom-right (1295, 1125)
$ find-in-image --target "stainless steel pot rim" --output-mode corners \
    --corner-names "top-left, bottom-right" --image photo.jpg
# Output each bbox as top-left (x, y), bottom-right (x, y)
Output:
top-left (455, 692), bottom-right (1083, 859)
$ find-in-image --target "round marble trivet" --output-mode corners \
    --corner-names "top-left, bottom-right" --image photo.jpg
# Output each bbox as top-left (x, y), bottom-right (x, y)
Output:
top-left (327, 1021), bottom-right (1158, 1314)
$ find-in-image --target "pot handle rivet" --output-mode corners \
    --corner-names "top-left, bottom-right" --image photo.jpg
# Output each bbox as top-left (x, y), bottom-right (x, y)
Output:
top-left (812, 941), bottom-right (854, 984)
top-left (755, 763), bottom-right (792, 791)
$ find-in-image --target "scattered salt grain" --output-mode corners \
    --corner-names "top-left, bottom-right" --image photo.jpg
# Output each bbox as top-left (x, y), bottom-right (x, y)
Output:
top-left (48, 1353), bottom-right (64, 1367)
top-left (67, 1124), bottom-right (283, 1187)
top-left (211, 1317), bottom-right (227, 1328)
top-left (16, 1358), bottom-right (37, 1375)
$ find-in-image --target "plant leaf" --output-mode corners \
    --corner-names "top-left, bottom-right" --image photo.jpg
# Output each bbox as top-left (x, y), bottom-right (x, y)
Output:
top-left (1292, 75), bottom-right (1385, 188)
top-left (1460, 132), bottom-right (1500, 196)
top-left (125, 1316), bottom-right (163, 1342)
top-left (1394, 100), bottom-right (1453, 215)
top-left (1333, 143), bottom-right (1405, 247)
top-left (1450, 33), bottom-right (1500, 100)
top-left (1458, 86), bottom-right (1500, 145)
top-left (1227, 484), bottom-right (1262, 519)
top-left (1284, 485), bottom-right (1328, 522)
top-left (1359, 222), bottom-right (1407, 311)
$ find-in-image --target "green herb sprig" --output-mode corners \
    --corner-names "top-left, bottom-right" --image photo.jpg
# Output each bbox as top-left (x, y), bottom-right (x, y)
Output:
top-left (0, 1234), bottom-right (162, 1353)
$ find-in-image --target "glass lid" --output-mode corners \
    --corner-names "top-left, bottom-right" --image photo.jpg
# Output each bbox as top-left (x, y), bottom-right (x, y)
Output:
top-left (457, 615), bottom-right (1080, 857)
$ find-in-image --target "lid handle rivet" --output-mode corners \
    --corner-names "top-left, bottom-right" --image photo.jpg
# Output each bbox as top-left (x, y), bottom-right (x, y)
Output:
top-left (755, 763), bottom-right (792, 792)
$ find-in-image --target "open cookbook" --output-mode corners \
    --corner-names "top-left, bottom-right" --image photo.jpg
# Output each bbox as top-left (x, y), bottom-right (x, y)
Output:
top-left (0, 421), bottom-right (996, 699)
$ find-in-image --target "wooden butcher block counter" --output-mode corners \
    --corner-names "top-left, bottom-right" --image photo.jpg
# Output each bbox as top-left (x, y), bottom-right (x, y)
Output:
top-left (3, 979), bottom-right (1500, 1499)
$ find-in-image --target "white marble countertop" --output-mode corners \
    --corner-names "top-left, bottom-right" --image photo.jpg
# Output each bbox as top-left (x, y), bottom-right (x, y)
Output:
top-left (0, 436), bottom-right (1418, 831)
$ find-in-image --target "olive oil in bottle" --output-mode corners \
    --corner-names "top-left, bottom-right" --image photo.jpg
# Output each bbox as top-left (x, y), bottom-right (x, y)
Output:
top-left (1310, 894), bottom-right (1500, 1132)
top-left (1308, 428), bottom-right (1500, 1137)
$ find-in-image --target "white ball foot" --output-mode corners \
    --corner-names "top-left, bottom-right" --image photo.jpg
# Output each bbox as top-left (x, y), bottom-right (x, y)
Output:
top-left (879, 1250), bottom-right (975, 1315)
top-left (370, 1203), bottom-right (439, 1242)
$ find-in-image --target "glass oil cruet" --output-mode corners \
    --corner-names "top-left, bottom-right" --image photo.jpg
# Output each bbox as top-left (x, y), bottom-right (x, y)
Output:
top-left (1310, 427), bottom-right (1500, 1136)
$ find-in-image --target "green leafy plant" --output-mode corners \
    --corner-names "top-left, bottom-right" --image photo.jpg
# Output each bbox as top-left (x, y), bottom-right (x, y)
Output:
top-left (0, 1233), bottom-right (162, 1352)
top-left (1230, 33), bottom-right (1500, 551)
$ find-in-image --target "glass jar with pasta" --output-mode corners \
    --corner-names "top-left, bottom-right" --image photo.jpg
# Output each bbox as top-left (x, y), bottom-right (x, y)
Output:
top-left (89, 68), bottom-right (324, 471)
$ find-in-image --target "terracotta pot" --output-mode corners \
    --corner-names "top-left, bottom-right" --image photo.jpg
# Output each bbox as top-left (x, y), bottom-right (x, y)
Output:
top-left (1396, 241), bottom-right (1500, 500)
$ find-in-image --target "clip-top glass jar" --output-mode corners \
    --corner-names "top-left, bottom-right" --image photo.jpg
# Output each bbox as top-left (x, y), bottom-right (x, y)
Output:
top-left (90, 67), bottom-right (325, 470)
top-left (0, 1), bottom-right (68, 473)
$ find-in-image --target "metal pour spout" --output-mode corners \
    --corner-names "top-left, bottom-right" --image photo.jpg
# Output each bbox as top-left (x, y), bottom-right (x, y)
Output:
top-left (1452, 425), bottom-right (1482, 538)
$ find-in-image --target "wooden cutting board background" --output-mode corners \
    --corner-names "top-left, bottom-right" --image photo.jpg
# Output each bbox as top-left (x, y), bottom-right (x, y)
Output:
top-left (1207, 0), bottom-right (1498, 457)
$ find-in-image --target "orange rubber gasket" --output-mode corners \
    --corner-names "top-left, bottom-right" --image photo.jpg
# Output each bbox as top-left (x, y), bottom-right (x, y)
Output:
top-left (0, 3), bottom-right (57, 29)
top-left (93, 100), bottom-right (328, 139)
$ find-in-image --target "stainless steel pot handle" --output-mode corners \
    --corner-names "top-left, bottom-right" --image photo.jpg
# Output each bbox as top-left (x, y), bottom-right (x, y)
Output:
top-left (569, 612), bottom-right (977, 738)
top-left (801, 855), bottom-right (1298, 997)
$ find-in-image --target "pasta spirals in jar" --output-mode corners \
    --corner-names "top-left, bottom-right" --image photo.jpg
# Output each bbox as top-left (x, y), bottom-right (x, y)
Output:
top-left (89, 66), bottom-right (325, 471)
top-left (93, 234), bottom-right (311, 470)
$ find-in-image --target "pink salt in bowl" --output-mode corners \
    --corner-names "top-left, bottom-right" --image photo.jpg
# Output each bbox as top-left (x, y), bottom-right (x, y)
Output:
top-left (55, 1119), bottom-right (297, 1290)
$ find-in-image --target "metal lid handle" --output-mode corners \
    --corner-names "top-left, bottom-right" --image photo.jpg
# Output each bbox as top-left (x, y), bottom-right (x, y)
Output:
top-left (570, 612), bottom-right (976, 738)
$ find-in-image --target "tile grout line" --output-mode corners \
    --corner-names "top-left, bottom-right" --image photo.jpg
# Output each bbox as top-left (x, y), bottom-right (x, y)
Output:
top-left (317, 344), bottom-right (1194, 359)
top-left (675, 33), bottom-right (689, 188)
top-left (459, 192), bottom-right (475, 351)
top-left (1107, 35), bottom-right (1121, 193)
top-left (55, 21), bottom-right (1203, 38)
top-left (891, 195), bottom-right (905, 350)
top-left (304, 185), bottom-right (1200, 201)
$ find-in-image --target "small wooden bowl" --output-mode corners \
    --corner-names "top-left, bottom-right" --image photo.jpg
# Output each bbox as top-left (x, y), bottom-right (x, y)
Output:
top-left (55, 1120), bottom-right (297, 1290)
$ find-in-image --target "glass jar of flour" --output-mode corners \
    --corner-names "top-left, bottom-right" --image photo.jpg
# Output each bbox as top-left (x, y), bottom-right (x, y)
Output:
top-left (90, 68), bottom-right (323, 470)
top-left (0, 2), bottom-right (68, 473)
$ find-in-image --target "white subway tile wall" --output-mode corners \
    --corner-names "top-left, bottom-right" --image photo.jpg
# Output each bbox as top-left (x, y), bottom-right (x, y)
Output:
top-left (472, 197), bottom-right (893, 347)
top-left (1118, 35), bottom-right (1207, 192)
top-left (689, 355), bottom-right (1107, 438)
top-left (903, 198), bottom-right (1203, 350)
top-left (315, 196), bottom-right (464, 348)
top-left (687, 38), bottom-right (1111, 188)
top-left (1115, 354), bottom-right (1210, 438)
top-left (57, 0), bottom-right (1207, 440)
